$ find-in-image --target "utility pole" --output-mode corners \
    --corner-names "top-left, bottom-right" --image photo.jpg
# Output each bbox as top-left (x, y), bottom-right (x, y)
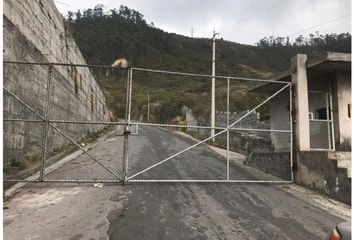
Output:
top-left (211, 30), bottom-right (219, 142)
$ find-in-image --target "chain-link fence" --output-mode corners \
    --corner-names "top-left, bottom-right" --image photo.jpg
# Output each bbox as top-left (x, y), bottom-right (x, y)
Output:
top-left (4, 62), bottom-right (293, 184)
top-left (126, 68), bottom-right (293, 182)
top-left (4, 62), bottom-right (127, 184)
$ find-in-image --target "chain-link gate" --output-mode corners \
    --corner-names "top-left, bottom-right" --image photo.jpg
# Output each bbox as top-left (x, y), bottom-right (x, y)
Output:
top-left (4, 62), bottom-right (127, 183)
top-left (4, 62), bottom-right (293, 184)
top-left (125, 68), bottom-right (293, 183)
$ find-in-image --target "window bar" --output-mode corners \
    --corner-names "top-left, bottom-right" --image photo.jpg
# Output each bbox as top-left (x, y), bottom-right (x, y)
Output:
top-left (329, 82), bottom-right (335, 151)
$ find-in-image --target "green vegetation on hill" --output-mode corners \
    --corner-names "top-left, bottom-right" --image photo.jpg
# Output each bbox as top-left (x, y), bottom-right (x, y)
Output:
top-left (65, 5), bottom-right (351, 121)
top-left (66, 5), bottom-right (351, 76)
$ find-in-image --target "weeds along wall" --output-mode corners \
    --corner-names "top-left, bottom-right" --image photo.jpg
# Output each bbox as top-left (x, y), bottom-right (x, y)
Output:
top-left (3, 0), bottom-right (111, 165)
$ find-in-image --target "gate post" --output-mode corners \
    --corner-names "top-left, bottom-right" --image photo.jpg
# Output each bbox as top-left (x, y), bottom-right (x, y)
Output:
top-left (122, 126), bottom-right (130, 183)
top-left (122, 68), bottom-right (133, 183)
top-left (40, 64), bottom-right (52, 181)
top-left (226, 78), bottom-right (230, 180)
top-left (291, 54), bottom-right (310, 151)
top-left (289, 83), bottom-right (294, 182)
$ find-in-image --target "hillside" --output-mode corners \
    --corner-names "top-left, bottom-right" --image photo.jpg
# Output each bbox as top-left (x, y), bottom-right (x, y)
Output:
top-left (65, 5), bottom-right (351, 120)
top-left (66, 5), bottom-right (351, 77)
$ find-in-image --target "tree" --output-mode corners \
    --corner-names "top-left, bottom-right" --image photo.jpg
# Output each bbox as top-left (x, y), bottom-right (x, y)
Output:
top-left (119, 5), bottom-right (131, 20)
top-left (286, 37), bottom-right (290, 46)
top-left (255, 32), bottom-right (351, 51)
top-left (67, 11), bottom-right (73, 22)
top-left (110, 8), bottom-right (118, 17)
top-left (257, 37), bottom-right (270, 48)
top-left (93, 4), bottom-right (104, 18)
top-left (294, 35), bottom-right (304, 46)
top-left (75, 10), bottom-right (82, 21)
top-left (275, 37), bottom-right (284, 47)
top-left (83, 8), bottom-right (93, 19)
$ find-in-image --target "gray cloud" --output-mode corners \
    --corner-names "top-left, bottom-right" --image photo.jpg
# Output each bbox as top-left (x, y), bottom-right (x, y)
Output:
top-left (55, 0), bottom-right (351, 44)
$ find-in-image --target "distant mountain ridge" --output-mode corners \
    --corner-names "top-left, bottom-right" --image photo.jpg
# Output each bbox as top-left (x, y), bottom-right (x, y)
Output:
top-left (66, 5), bottom-right (351, 79)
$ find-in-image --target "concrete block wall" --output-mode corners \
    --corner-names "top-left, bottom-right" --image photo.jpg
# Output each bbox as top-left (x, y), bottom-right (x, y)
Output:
top-left (184, 106), bottom-right (263, 129)
top-left (215, 110), bottom-right (261, 128)
top-left (244, 152), bottom-right (291, 180)
top-left (295, 151), bottom-right (351, 205)
top-left (3, 0), bottom-right (111, 164)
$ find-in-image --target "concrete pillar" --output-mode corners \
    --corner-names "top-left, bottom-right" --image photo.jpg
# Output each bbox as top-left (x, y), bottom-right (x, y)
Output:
top-left (332, 72), bottom-right (351, 151)
top-left (291, 54), bottom-right (310, 151)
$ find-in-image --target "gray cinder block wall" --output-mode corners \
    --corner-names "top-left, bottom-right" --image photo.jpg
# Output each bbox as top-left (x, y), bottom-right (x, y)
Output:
top-left (3, 0), bottom-right (111, 164)
top-left (295, 151), bottom-right (351, 204)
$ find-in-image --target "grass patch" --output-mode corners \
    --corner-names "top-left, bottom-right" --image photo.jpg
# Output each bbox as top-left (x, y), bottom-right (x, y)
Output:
top-left (4, 154), bottom-right (41, 176)
top-left (79, 126), bottom-right (112, 144)
top-left (4, 126), bottom-right (113, 177)
top-left (47, 144), bottom-right (74, 158)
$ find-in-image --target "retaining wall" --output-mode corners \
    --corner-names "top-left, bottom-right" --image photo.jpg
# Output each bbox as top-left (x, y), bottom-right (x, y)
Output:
top-left (3, 0), bottom-right (110, 165)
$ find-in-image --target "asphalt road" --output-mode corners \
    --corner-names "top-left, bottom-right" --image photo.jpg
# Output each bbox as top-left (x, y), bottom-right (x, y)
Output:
top-left (4, 126), bottom-right (350, 240)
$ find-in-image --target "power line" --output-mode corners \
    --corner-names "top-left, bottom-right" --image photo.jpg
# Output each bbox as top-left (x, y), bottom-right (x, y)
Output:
top-left (285, 13), bottom-right (351, 37)
top-left (219, 0), bottom-right (289, 33)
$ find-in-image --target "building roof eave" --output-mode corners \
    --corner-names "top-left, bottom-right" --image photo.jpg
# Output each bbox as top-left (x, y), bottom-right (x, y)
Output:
top-left (251, 52), bottom-right (351, 93)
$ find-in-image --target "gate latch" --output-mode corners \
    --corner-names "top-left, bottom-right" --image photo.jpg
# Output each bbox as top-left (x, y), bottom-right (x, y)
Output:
top-left (124, 125), bottom-right (131, 135)
top-left (115, 124), bottom-right (138, 136)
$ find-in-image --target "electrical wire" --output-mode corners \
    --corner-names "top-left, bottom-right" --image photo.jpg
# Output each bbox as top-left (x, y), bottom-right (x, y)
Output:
top-left (285, 13), bottom-right (351, 37)
top-left (219, 0), bottom-right (289, 34)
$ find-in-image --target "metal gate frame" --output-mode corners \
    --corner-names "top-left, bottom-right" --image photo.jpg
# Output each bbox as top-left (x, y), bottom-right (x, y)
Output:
top-left (124, 67), bottom-right (293, 183)
top-left (308, 89), bottom-right (335, 151)
top-left (4, 62), bottom-right (293, 184)
top-left (4, 61), bottom-right (127, 183)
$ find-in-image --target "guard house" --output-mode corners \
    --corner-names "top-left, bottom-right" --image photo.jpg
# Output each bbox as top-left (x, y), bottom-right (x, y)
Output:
top-left (266, 52), bottom-right (351, 204)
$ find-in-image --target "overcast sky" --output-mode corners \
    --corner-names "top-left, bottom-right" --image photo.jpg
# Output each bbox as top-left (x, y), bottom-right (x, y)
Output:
top-left (55, 0), bottom-right (351, 45)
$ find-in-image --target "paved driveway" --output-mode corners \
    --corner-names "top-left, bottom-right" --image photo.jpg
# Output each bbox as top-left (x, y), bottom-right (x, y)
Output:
top-left (4, 126), bottom-right (350, 240)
